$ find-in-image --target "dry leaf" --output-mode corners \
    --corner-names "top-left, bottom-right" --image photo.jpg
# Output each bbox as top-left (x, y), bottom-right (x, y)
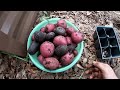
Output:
top-left (87, 11), bottom-right (92, 16)
top-left (74, 65), bottom-right (79, 72)
top-left (77, 64), bottom-right (84, 69)
top-left (83, 58), bottom-right (88, 64)
top-left (84, 48), bottom-right (89, 58)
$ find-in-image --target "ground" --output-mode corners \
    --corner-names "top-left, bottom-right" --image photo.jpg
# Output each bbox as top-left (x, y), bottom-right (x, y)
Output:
top-left (0, 11), bottom-right (120, 79)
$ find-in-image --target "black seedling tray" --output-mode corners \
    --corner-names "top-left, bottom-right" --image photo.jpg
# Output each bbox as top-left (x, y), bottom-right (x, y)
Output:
top-left (93, 26), bottom-right (120, 60)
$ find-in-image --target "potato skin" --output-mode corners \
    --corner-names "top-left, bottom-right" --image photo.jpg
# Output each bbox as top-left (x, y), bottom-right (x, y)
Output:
top-left (73, 50), bottom-right (78, 56)
top-left (45, 32), bottom-right (55, 40)
top-left (66, 36), bottom-right (72, 45)
top-left (34, 31), bottom-right (46, 43)
top-left (71, 31), bottom-right (84, 44)
top-left (60, 52), bottom-right (74, 66)
top-left (40, 41), bottom-right (55, 58)
top-left (66, 27), bottom-right (75, 35)
top-left (57, 19), bottom-right (67, 29)
top-left (53, 35), bottom-right (67, 46)
top-left (38, 54), bottom-right (45, 64)
top-left (55, 45), bottom-right (68, 57)
top-left (45, 24), bottom-right (55, 33)
top-left (40, 27), bottom-right (46, 32)
top-left (54, 26), bottom-right (66, 36)
top-left (43, 57), bottom-right (60, 70)
top-left (68, 44), bottom-right (77, 53)
top-left (28, 41), bottom-right (40, 55)
top-left (32, 34), bottom-right (35, 41)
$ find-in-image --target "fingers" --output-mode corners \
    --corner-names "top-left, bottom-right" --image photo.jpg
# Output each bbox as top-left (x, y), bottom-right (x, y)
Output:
top-left (94, 68), bottom-right (99, 72)
top-left (97, 71), bottom-right (103, 79)
top-left (93, 61), bottom-right (106, 71)
top-left (85, 69), bottom-right (100, 79)
top-left (94, 72), bottom-right (99, 76)
top-left (85, 68), bottom-right (99, 74)
top-left (84, 61), bottom-right (104, 79)
top-left (89, 72), bottom-right (99, 79)
top-left (85, 68), bottom-right (102, 79)
top-left (85, 69), bottom-right (94, 79)
top-left (85, 69), bottom-right (93, 74)
top-left (85, 63), bottom-right (100, 71)
top-left (85, 64), bottom-right (93, 68)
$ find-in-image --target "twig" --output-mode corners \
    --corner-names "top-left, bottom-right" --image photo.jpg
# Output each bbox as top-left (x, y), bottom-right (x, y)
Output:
top-left (79, 68), bottom-right (87, 79)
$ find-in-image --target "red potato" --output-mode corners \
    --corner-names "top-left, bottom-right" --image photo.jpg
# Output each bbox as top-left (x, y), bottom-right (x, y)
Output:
top-left (32, 34), bottom-right (35, 41)
top-left (55, 45), bottom-right (68, 57)
top-left (45, 24), bottom-right (55, 33)
top-left (43, 57), bottom-right (60, 70)
top-left (40, 41), bottom-right (55, 58)
top-left (34, 31), bottom-right (46, 42)
top-left (71, 31), bottom-right (84, 44)
top-left (28, 41), bottom-right (40, 55)
top-left (68, 44), bottom-right (77, 53)
top-left (38, 55), bottom-right (45, 64)
top-left (45, 32), bottom-right (56, 40)
top-left (53, 35), bottom-right (67, 46)
top-left (60, 52), bottom-right (74, 66)
top-left (66, 27), bottom-right (75, 35)
top-left (66, 36), bottom-right (72, 45)
top-left (73, 50), bottom-right (78, 56)
top-left (40, 27), bottom-right (46, 32)
top-left (57, 19), bottom-right (67, 29)
top-left (54, 26), bottom-right (66, 36)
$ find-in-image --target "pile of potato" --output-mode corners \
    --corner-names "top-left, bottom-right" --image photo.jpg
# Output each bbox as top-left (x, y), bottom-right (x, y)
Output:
top-left (28, 19), bottom-right (84, 70)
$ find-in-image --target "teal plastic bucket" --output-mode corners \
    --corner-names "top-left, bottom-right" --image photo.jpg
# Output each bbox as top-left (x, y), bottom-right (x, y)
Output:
top-left (27, 18), bottom-right (84, 73)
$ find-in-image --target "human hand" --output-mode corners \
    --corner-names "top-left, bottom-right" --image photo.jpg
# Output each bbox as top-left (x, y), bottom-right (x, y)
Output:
top-left (85, 61), bottom-right (118, 79)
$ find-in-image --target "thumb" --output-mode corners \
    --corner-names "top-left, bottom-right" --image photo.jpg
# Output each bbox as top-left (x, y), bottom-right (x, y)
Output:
top-left (93, 61), bottom-right (105, 71)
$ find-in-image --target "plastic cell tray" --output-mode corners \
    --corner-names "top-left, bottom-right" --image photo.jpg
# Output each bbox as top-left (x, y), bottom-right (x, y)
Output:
top-left (93, 26), bottom-right (120, 60)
